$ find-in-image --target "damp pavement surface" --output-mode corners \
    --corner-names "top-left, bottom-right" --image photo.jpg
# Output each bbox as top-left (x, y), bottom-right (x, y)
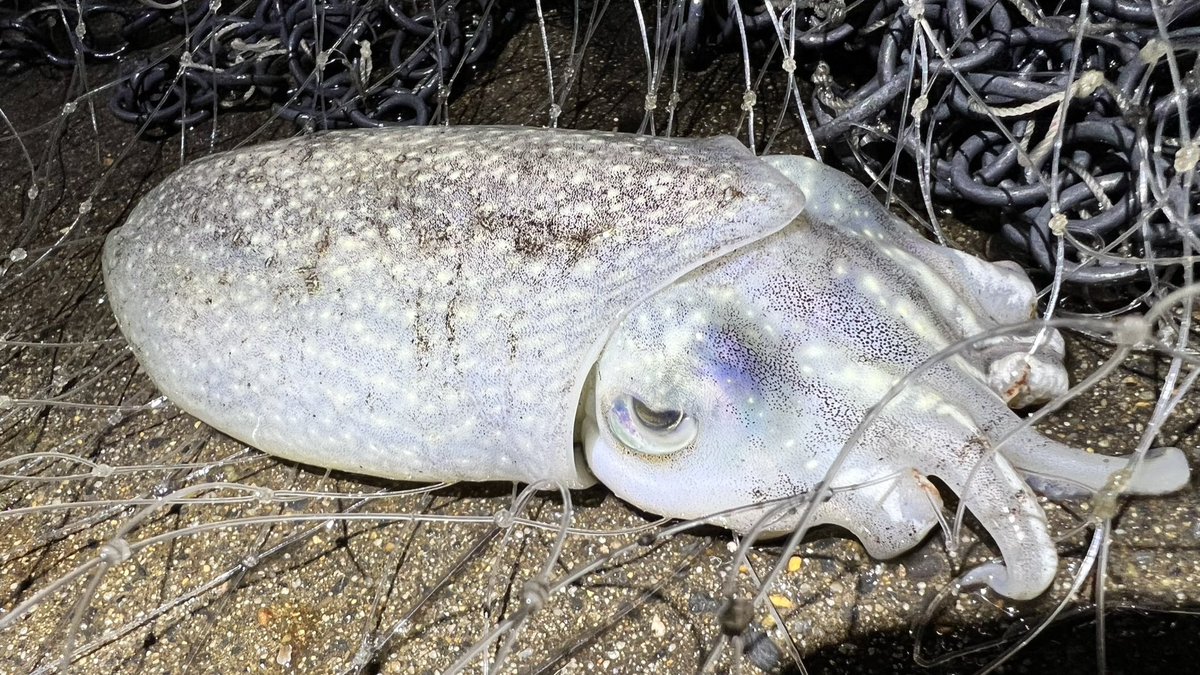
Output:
top-left (2, 7), bottom-right (1199, 675)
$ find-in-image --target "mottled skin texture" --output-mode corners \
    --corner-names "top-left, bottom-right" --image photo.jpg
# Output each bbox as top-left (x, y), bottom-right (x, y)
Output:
top-left (586, 157), bottom-right (1189, 600)
top-left (102, 126), bottom-right (804, 487)
top-left (103, 127), bottom-right (1189, 601)
top-left (765, 156), bottom-right (1069, 410)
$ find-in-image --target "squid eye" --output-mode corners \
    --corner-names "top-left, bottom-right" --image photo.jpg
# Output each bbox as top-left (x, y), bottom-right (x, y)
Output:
top-left (607, 393), bottom-right (698, 457)
top-left (631, 396), bottom-right (684, 430)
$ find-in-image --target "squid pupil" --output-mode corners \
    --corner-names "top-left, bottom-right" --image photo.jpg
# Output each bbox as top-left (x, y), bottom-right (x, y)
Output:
top-left (630, 396), bottom-right (684, 431)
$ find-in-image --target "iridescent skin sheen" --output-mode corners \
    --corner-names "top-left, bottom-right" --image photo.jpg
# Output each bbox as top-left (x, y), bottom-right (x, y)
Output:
top-left (103, 127), bottom-right (1189, 601)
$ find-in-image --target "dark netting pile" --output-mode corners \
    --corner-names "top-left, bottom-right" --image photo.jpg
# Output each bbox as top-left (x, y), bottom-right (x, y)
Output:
top-left (654, 0), bottom-right (857, 68)
top-left (3, 0), bottom-right (1197, 300)
top-left (0, 0), bottom-right (511, 128)
top-left (664, 0), bottom-right (1200, 300)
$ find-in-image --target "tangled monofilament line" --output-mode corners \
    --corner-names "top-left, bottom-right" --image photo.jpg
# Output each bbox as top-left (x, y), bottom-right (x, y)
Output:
top-left (662, 0), bottom-right (1199, 302)
top-left (0, 0), bottom-right (511, 128)
top-left (4, 0), bottom-right (1198, 302)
